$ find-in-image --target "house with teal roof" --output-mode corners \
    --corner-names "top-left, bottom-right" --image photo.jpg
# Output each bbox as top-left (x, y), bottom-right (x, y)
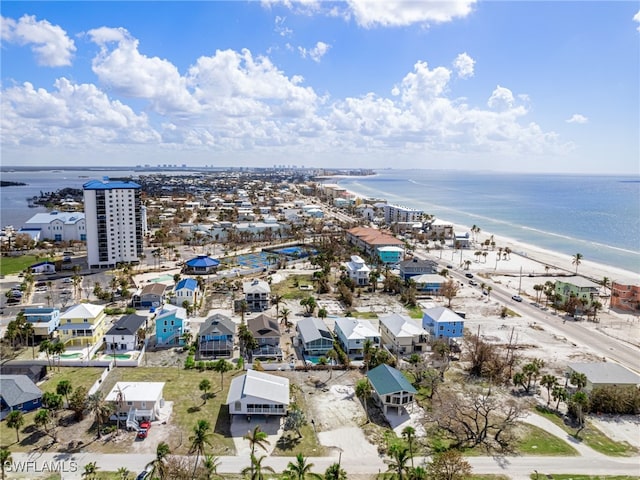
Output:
top-left (366, 364), bottom-right (417, 414)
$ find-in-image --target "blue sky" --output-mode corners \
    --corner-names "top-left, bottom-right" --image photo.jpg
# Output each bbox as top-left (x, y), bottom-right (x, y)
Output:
top-left (1, 1), bottom-right (639, 173)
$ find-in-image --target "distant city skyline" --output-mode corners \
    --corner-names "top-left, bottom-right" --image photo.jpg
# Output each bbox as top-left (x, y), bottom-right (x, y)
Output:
top-left (1, 1), bottom-right (639, 174)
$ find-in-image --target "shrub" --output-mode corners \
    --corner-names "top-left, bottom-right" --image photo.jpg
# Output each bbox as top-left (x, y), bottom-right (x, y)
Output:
top-left (184, 355), bottom-right (195, 370)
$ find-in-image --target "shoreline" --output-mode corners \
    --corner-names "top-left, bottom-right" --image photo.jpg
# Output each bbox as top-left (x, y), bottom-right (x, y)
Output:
top-left (337, 185), bottom-right (639, 286)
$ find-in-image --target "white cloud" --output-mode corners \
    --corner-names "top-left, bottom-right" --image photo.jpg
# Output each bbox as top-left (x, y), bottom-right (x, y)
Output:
top-left (345, 0), bottom-right (476, 28)
top-left (566, 114), bottom-right (588, 124)
top-left (299, 41), bottom-right (331, 62)
top-left (274, 16), bottom-right (292, 37)
top-left (1, 15), bottom-right (76, 66)
top-left (634, 10), bottom-right (640, 32)
top-left (487, 86), bottom-right (515, 111)
top-left (453, 53), bottom-right (475, 79)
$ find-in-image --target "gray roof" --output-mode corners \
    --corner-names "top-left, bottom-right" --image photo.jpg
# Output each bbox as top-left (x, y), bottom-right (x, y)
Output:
top-left (226, 369), bottom-right (289, 405)
top-left (106, 314), bottom-right (147, 336)
top-left (243, 279), bottom-right (271, 294)
top-left (568, 362), bottom-right (640, 386)
top-left (334, 317), bottom-right (379, 340)
top-left (248, 314), bottom-right (280, 339)
top-left (367, 364), bottom-right (417, 396)
top-left (0, 375), bottom-right (43, 407)
top-left (557, 277), bottom-right (600, 289)
top-left (379, 313), bottom-right (426, 338)
top-left (200, 314), bottom-right (235, 337)
top-left (140, 283), bottom-right (167, 296)
top-left (423, 306), bottom-right (463, 323)
top-left (297, 317), bottom-right (333, 344)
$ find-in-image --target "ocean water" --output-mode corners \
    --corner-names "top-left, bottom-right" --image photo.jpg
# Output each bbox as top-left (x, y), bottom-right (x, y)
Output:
top-left (335, 170), bottom-right (640, 274)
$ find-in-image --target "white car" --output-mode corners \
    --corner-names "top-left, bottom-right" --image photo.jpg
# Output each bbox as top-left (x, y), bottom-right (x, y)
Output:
top-left (512, 295), bottom-right (523, 302)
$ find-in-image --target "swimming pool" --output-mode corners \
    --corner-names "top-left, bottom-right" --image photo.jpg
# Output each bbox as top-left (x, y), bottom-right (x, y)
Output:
top-left (304, 355), bottom-right (335, 365)
top-left (60, 352), bottom-right (83, 359)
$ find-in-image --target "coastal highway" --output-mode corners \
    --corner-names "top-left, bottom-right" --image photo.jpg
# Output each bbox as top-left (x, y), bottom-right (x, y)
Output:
top-left (434, 257), bottom-right (640, 373)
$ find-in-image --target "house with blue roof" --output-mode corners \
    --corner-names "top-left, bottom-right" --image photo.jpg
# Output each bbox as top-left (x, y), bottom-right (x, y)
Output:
top-left (366, 364), bottom-right (417, 415)
top-left (171, 278), bottom-right (200, 307)
top-left (422, 306), bottom-right (464, 340)
top-left (155, 304), bottom-right (189, 346)
top-left (22, 306), bottom-right (60, 338)
top-left (184, 255), bottom-right (220, 275)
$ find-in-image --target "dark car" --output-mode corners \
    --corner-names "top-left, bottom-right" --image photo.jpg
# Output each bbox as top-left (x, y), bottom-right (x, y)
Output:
top-left (465, 273), bottom-right (474, 279)
top-left (469, 280), bottom-right (478, 286)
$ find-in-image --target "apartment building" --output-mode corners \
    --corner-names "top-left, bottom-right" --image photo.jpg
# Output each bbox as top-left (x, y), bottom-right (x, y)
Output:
top-left (83, 179), bottom-right (144, 268)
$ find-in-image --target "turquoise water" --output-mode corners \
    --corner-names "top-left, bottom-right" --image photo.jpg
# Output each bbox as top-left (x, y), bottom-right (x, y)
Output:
top-left (336, 170), bottom-right (640, 273)
top-left (60, 352), bottom-right (83, 359)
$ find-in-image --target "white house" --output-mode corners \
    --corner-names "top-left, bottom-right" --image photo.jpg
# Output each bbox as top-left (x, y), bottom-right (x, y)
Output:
top-left (226, 369), bottom-right (289, 416)
top-left (378, 313), bottom-right (430, 355)
top-left (243, 279), bottom-right (271, 311)
top-left (30, 262), bottom-right (56, 274)
top-left (171, 278), bottom-right (200, 307)
top-left (103, 313), bottom-right (147, 353)
top-left (105, 382), bottom-right (165, 427)
top-left (333, 317), bottom-right (380, 359)
top-left (344, 255), bottom-right (371, 286)
top-left (20, 211), bottom-right (86, 243)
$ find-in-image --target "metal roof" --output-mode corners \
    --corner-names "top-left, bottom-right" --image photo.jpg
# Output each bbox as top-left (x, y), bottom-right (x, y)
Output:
top-left (297, 317), bottom-right (333, 344)
top-left (186, 255), bottom-right (220, 268)
top-left (226, 369), bottom-right (289, 405)
top-left (568, 362), bottom-right (640, 386)
top-left (379, 313), bottom-right (426, 338)
top-left (200, 314), bottom-right (235, 336)
top-left (83, 179), bottom-right (141, 190)
top-left (175, 278), bottom-right (198, 291)
top-left (367, 364), bottom-right (417, 396)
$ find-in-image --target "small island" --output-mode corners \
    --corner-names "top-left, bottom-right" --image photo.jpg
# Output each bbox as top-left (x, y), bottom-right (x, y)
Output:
top-left (0, 180), bottom-right (27, 187)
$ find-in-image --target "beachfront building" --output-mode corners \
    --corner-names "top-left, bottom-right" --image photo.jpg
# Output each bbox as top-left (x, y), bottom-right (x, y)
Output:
top-left (377, 246), bottom-right (405, 265)
top-left (344, 255), bottom-right (371, 286)
top-left (554, 278), bottom-right (600, 312)
top-left (296, 317), bottom-right (334, 357)
top-left (154, 304), bottom-right (189, 346)
top-left (58, 303), bottom-right (108, 348)
top-left (243, 279), bottom-right (271, 312)
top-left (226, 369), bottom-right (289, 417)
top-left (19, 211), bottom-right (86, 243)
top-left (171, 278), bottom-right (200, 307)
top-left (378, 313), bottom-right (430, 355)
top-left (131, 283), bottom-right (167, 309)
top-left (345, 226), bottom-right (404, 258)
top-left (197, 313), bottom-right (235, 359)
top-left (22, 306), bottom-right (60, 339)
top-left (422, 306), bottom-right (464, 340)
top-left (103, 313), bottom-right (147, 353)
top-left (610, 282), bottom-right (640, 312)
top-left (83, 179), bottom-right (144, 269)
top-left (366, 364), bottom-right (417, 415)
top-left (427, 218), bottom-right (454, 240)
top-left (184, 255), bottom-right (220, 275)
top-left (333, 317), bottom-right (380, 360)
top-left (398, 257), bottom-right (438, 280)
top-left (383, 204), bottom-right (423, 224)
top-left (567, 362), bottom-right (640, 393)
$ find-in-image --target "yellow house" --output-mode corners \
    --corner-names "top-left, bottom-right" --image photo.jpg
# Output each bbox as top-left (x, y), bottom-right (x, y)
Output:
top-left (58, 303), bottom-right (108, 347)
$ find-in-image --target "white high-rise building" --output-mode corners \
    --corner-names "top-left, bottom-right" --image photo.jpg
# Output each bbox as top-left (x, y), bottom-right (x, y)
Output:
top-left (83, 179), bottom-right (144, 268)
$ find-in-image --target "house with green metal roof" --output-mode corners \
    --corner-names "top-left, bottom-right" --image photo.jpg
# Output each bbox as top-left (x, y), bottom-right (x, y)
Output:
top-left (366, 364), bottom-right (417, 415)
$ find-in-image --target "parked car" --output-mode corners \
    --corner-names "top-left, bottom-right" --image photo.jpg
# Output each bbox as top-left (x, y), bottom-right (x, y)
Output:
top-left (62, 278), bottom-right (73, 283)
top-left (465, 273), bottom-right (474, 279)
top-left (137, 421), bottom-right (151, 439)
top-left (512, 295), bottom-right (523, 302)
top-left (469, 280), bottom-right (478, 286)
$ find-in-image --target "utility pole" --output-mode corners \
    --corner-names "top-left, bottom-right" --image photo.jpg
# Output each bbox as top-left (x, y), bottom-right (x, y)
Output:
top-left (518, 266), bottom-right (523, 294)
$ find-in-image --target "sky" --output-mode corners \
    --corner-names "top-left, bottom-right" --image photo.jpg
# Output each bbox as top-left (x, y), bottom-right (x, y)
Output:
top-left (1, 1), bottom-right (639, 174)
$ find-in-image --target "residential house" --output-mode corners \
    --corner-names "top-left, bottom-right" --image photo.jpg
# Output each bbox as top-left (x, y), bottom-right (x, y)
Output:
top-left (567, 362), bottom-right (640, 393)
top-left (453, 233), bottom-right (471, 249)
top-left (345, 227), bottom-right (404, 257)
top-left (171, 278), bottom-right (200, 307)
top-left (226, 369), bottom-right (289, 416)
top-left (296, 317), bottom-right (334, 357)
top-left (366, 364), bottom-right (417, 415)
top-left (355, 203), bottom-right (376, 221)
top-left (131, 283), bottom-right (167, 309)
top-left (1, 375), bottom-right (43, 420)
top-left (378, 313), bottom-right (430, 355)
top-left (610, 282), bottom-right (640, 312)
top-left (22, 306), bottom-right (60, 338)
top-left (412, 274), bottom-right (445, 294)
top-left (105, 382), bottom-right (165, 427)
top-left (422, 306), bottom-right (464, 340)
top-left (377, 246), bottom-right (404, 265)
top-left (0, 363), bottom-right (47, 384)
top-left (198, 314), bottom-right (235, 359)
top-left (333, 317), bottom-right (380, 359)
top-left (555, 278), bottom-right (600, 312)
top-left (104, 313), bottom-right (147, 353)
top-left (247, 314), bottom-right (282, 360)
top-left (155, 304), bottom-right (189, 346)
top-left (427, 218), bottom-right (454, 240)
top-left (58, 303), bottom-right (108, 348)
top-left (344, 255), bottom-right (371, 286)
top-left (243, 279), bottom-right (271, 312)
top-left (398, 257), bottom-right (438, 280)
top-left (184, 255), bottom-right (220, 275)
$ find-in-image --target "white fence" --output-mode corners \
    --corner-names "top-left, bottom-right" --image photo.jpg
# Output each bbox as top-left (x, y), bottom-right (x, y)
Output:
top-left (87, 360), bottom-right (115, 396)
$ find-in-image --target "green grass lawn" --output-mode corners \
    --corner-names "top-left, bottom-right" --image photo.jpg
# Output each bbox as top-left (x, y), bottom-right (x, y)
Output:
top-left (271, 274), bottom-right (317, 300)
top-left (534, 408), bottom-right (637, 457)
top-left (516, 423), bottom-right (579, 456)
top-left (0, 255), bottom-right (39, 275)
top-left (406, 306), bottom-right (424, 319)
top-left (349, 310), bottom-right (378, 319)
top-left (40, 367), bottom-right (106, 395)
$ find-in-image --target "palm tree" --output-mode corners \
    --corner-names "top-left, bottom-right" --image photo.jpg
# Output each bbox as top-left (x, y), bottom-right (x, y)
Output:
top-left (202, 454), bottom-right (220, 480)
top-left (386, 444), bottom-right (412, 480)
top-left (56, 379), bottom-right (73, 407)
top-left (116, 467), bottom-right (130, 480)
top-left (87, 391), bottom-right (113, 439)
top-left (401, 426), bottom-right (416, 468)
top-left (189, 419), bottom-right (212, 477)
top-left (540, 375), bottom-right (559, 407)
top-left (0, 448), bottom-right (12, 480)
top-left (324, 463), bottom-right (347, 480)
top-left (355, 378), bottom-right (372, 424)
top-left (199, 379), bottom-right (212, 404)
top-left (145, 441), bottom-right (171, 480)
top-left (244, 425), bottom-right (270, 457)
top-left (241, 454), bottom-right (274, 480)
top-left (213, 359), bottom-right (233, 390)
top-left (82, 461), bottom-right (98, 480)
top-left (572, 253), bottom-right (583, 274)
top-left (283, 453), bottom-right (322, 479)
top-left (6, 410), bottom-right (24, 443)
top-left (279, 307), bottom-right (292, 329)
top-left (362, 338), bottom-right (373, 373)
